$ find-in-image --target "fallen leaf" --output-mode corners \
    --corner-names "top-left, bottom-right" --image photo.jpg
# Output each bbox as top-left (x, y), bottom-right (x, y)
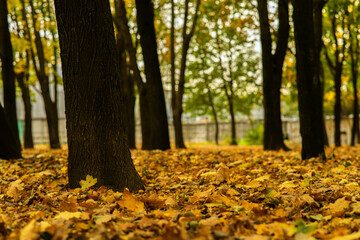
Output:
top-left (80, 175), bottom-right (97, 189)
top-left (117, 188), bottom-right (145, 213)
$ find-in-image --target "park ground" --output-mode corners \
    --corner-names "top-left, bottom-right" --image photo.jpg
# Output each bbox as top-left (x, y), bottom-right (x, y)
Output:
top-left (1, 144), bottom-right (360, 239)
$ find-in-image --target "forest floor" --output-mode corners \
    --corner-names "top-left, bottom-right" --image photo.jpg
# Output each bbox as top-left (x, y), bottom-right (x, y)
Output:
top-left (1, 144), bottom-right (360, 239)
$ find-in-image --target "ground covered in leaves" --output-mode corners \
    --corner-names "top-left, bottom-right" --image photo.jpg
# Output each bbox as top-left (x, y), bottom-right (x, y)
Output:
top-left (1, 145), bottom-right (360, 239)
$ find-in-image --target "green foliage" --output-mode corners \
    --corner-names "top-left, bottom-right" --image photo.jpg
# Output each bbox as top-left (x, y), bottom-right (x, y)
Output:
top-left (240, 123), bottom-right (264, 146)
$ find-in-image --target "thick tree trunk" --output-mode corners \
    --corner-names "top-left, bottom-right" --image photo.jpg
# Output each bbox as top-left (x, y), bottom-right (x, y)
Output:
top-left (293, 0), bottom-right (325, 159)
top-left (135, 0), bottom-right (170, 150)
top-left (0, 0), bottom-right (21, 149)
top-left (0, 103), bottom-right (21, 159)
top-left (257, 0), bottom-right (289, 151)
top-left (54, 0), bottom-right (144, 191)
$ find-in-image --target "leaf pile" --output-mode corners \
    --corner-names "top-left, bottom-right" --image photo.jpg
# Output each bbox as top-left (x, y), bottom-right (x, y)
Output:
top-left (1, 146), bottom-right (360, 239)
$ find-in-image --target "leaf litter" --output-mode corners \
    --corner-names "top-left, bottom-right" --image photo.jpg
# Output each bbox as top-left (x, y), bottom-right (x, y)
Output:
top-left (1, 145), bottom-right (360, 239)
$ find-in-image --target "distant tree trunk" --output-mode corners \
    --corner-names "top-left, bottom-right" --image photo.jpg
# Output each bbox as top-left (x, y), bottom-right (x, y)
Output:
top-left (24, 0), bottom-right (60, 149)
top-left (215, 27), bottom-right (237, 145)
top-left (349, 20), bottom-right (360, 145)
top-left (114, 0), bottom-right (136, 149)
top-left (54, 0), bottom-right (144, 191)
top-left (0, 102), bottom-right (21, 159)
top-left (257, 0), bottom-right (290, 151)
top-left (313, 0), bottom-right (329, 146)
top-left (0, 0), bottom-right (21, 149)
top-left (208, 91), bottom-right (219, 145)
top-left (113, 0), bottom-right (148, 149)
top-left (170, 0), bottom-right (201, 149)
top-left (293, 0), bottom-right (325, 159)
top-left (16, 52), bottom-right (34, 149)
top-left (135, 0), bottom-right (170, 150)
top-left (228, 97), bottom-right (237, 145)
top-left (200, 52), bottom-right (219, 145)
top-left (324, 14), bottom-right (346, 147)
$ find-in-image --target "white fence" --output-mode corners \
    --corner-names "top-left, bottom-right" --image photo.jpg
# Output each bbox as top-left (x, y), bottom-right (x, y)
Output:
top-left (22, 117), bottom-right (354, 145)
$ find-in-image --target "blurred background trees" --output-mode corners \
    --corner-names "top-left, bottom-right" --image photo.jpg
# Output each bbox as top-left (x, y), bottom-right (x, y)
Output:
top-left (1, 0), bottom-right (360, 159)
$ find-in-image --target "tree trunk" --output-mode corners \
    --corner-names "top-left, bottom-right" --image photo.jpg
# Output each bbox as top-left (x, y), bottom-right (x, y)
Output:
top-left (113, 0), bottom-right (148, 149)
top-left (114, 1), bottom-right (136, 149)
top-left (135, 0), bottom-right (170, 150)
top-left (229, 100), bottom-right (237, 145)
top-left (207, 87), bottom-right (219, 145)
top-left (173, 109), bottom-right (186, 148)
top-left (27, 0), bottom-right (60, 149)
top-left (0, 0), bottom-right (21, 149)
top-left (54, 0), bottom-right (144, 192)
top-left (257, 0), bottom-right (290, 151)
top-left (16, 52), bottom-right (34, 149)
top-left (351, 76), bottom-right (359, 145)
top-left (170, 0), bottom-right (200, 149)
top-left (334, 68), bottom-right (342, 147)
top-left (313, 0), bottom-right (329, 146)
top-left (349, 20), bottom-right (360, 145)
top-left (293, 0), bottom-right (325, 159)
top-left (323, 13), bottom-right (346, 147)
top-left (0, 103), bottom-right (21, 159)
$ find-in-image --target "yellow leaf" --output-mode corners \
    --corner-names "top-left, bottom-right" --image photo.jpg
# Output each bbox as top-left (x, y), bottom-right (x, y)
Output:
top-left (256, 222), bottom-right (296, 238)
top-left (280, 180), bottom-right (297, 189)
top-left (117, 188), bottom-right (145, 213)
top-left (330, 231), bottom-right (360, 240)
top-left (54, 211), bottom-right (82, 220)
top-left (80, 175), bottom-right (97, 189)
top-left (326, 197), bottom-right (350, 217)
top-left (7, 179), bottom-right (24, 200)
top-left (20, 220), bottom-right (39, 240)
top-left (94, 214), bottom-right (113, 224)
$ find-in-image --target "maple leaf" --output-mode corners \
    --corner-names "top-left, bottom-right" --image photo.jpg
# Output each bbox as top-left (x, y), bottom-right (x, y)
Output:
top-left (7, 179), bottom-right (24, 201)
top-left (80, 175), bottom-right (97, 189)
top-left (117, 188), bottom-right (145, 213)
top-left (325, 197), bottom-right (351, 217)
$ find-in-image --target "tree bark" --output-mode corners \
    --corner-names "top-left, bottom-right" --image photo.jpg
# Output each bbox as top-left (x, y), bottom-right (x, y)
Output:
top-left (0, 102), bottom-right (21, 159)
top-left (135, 0), bottom-right (170, 150)
top-left (293, 0), bottom-right (325, 159)
top-left (0, 0), bottom-right (21, 149)
top-left (54, 0), bottom-right (144, 191)
top-left (257, 0), bottom-right (290, 151)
